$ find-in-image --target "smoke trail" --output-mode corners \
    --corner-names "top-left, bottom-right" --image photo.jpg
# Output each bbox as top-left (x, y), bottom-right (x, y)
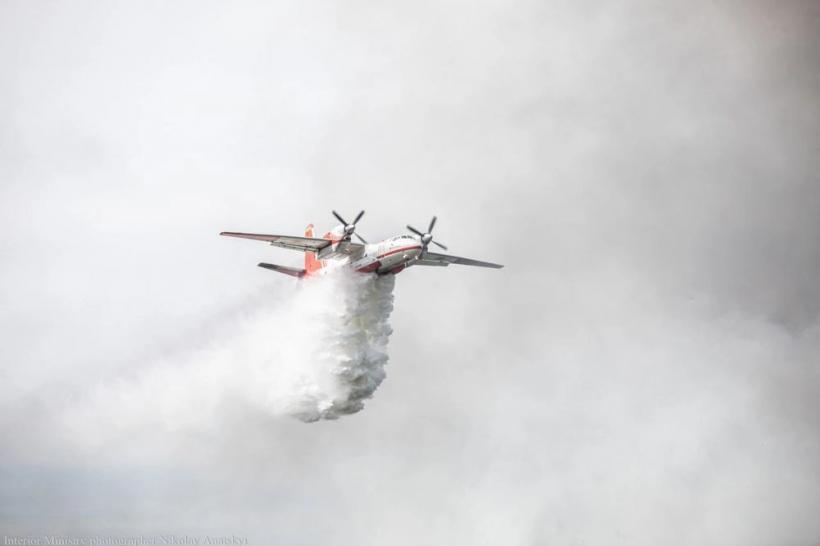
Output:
top-left (59, 270), bottom-right (396, 445)
top-left (272, 269), bottom-right (396, 422)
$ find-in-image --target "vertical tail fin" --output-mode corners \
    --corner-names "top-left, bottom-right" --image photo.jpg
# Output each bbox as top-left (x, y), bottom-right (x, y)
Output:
top-left (304, 224), bottom-right (324, 276)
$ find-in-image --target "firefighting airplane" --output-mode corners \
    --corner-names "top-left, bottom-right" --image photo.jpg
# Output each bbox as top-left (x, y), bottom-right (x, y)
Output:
top-left (221, 210), bottom-right (503, 278)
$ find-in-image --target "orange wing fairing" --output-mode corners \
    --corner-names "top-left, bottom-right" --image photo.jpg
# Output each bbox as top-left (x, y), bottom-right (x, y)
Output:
top-left (304, 224), bottom-right (325, 276)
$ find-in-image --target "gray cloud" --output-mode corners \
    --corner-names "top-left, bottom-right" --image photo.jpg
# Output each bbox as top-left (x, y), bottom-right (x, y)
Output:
top-left (1, 0), bottom-right (818, 544)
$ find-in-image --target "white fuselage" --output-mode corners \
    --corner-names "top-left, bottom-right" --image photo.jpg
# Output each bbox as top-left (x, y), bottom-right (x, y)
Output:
top-left (317, 230), bottom-right (423, 275)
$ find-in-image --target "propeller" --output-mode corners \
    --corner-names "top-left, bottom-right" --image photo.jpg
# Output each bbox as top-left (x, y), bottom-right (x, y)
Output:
top-left (332, 210), bottom-right (368, 243)
top-left (407, 216), bottom-right (448, 251)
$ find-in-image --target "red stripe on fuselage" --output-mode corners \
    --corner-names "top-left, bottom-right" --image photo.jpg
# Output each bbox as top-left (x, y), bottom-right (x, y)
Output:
top-left (376, 245), bottom-right (422, 259)
top-left (353, 245), bottom-right (421, 274)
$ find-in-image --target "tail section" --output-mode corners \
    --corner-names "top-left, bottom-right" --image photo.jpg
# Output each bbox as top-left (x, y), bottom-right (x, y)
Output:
top-left (259, 224), bottom-right (324, 279)
top-left (304, 224), bottom-right (324, 276)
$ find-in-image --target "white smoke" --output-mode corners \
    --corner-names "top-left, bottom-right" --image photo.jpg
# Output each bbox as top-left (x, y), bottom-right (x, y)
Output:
top-left (270, 268), bottom-right (396, 421)
top-left (59, 269), bottom-right (396, 446)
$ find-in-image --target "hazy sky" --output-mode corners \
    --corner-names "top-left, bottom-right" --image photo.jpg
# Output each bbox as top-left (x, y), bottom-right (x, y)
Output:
top-left (1, 1), bottom-right (819, 544)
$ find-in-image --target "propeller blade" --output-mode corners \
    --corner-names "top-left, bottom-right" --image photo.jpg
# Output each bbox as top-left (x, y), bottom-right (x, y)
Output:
top-left (432, 240), bottom-right (448, 251)
top-left (332, 210), bottom-right (348, 226)
top-left (407, 225), bottom-right (424, 237)
top-left (353, 210), bottom-right (365, 224)
top-left (354, 233), bottom-right (368, 244)
top-left (428, 216), bottom-right (437, 232)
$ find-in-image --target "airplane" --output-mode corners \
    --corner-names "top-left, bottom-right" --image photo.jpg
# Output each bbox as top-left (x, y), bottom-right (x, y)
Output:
top-left (220, 210), bottom-right (503, 278)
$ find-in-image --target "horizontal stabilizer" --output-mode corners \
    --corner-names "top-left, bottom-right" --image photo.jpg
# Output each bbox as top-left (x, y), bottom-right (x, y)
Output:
top-left (257, 262), bottom-right (306, 278)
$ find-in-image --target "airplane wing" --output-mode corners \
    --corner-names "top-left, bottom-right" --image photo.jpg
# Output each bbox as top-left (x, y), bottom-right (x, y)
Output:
top-left (415, 251), bottom-right (504, 269)
top-left (220, 232), bottom-right (364, 255)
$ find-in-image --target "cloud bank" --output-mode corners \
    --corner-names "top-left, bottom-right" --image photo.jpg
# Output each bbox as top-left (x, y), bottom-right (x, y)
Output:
top-left (1, 0), bottom-right (818, 544)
